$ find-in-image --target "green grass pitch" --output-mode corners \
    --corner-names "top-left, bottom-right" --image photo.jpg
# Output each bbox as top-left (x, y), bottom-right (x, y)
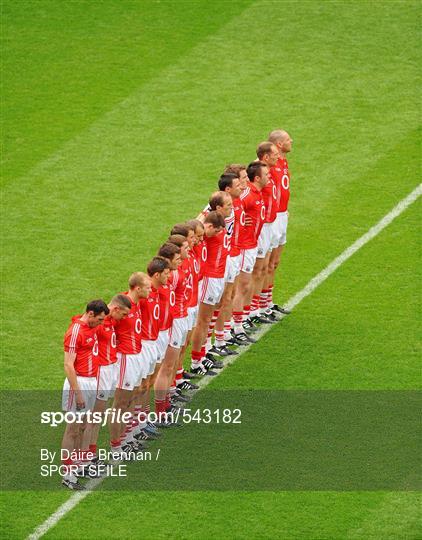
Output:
top-left (1, 0), bottom-right (421, 538)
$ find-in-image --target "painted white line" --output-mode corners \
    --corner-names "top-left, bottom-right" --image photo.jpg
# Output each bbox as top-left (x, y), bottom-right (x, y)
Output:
top-left (27, 183), bottom-right (421, 540)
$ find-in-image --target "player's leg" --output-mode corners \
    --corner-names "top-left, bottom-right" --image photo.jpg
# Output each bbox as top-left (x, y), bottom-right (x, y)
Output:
top-left (250, 251), bottom-right (274, 324)
top-left (191, 301), bottom-right (217, 374)
top-left (231, 269), bottom-right (256, 344)
top-left (212, 282), bottom-right (238, 356)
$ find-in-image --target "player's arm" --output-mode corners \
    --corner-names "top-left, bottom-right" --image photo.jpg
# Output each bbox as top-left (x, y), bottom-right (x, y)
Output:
top-left (196, 203), bottom-right (210, 222)
top-left (64, 352), bottom-right (85, 410)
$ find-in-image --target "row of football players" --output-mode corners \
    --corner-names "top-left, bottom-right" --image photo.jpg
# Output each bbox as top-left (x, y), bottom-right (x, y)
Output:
top-left (60, 129), bottom-right (293, 489)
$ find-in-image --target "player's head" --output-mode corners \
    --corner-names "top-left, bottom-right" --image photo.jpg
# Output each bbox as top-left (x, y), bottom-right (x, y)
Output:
top-left (108, 294), bottom-right (132, 321)
top-left (186, 219), bottom-right (204, 245)
top-left (147, 256), bottom-right (171, 286)
top-left (128, 272), bottom-right (152, 300)
top-left (209, 191), bottom-right (232, 218)
top-left (203, 211), bottom-right (225, 237)
top-left (218, 173), bottom-right (242, 199)
top-left (85, 299), bottom-right (109, 327)
top-left (157, 242), bottom-right (182, 269)
top-left (168, 234), bottom-right (189, 260)
top-left (268, 129), bottom-right (293, 154)
top-left (247, 161), bottom-right (268, 190)
top-left (225, 164), bottom-right (248, 190)
top-left (170, 223), bottom-right (196, 248)
top-left (256, 141), bottom-right (279, 167)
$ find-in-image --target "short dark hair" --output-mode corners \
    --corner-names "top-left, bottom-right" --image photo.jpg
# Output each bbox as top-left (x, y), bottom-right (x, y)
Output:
top-left (110, 294), bottom-right (132, 310)
top-left (204, 211), bottom-right (225, 228)
top-left (158, 242), bottom-right (181, 260)
top-left (224, 164), bottom-right (246, 176)
top-left (218, 173), bottom-right (238, 191)
top-left (86, 299), bottom-right (109, 316)
top-left (247, 161), bottom-right (266, 182)
top-left (186, 219), bottom-right (204, 232)
top-left (209, 191), bottom-right (228, 211)
top-left (167, 234), bottom-right (187, 248)
top-left (256, 141), bottom-right (274, 160)
top-left (170, 223), bottom-right (193, 237)
top-left (147, 256), bottom-right (170, 277)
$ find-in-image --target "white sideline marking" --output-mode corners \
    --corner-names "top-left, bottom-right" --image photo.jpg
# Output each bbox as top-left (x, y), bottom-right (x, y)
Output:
top-left (27, 184), bottom-right (421, 540)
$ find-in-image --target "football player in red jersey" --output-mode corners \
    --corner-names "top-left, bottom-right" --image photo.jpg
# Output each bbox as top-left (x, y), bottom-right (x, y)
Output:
top-left (248, 142), bottom-right (280, 325)
top-left (110, 272), bottom-right (151, 455)
top-left (209, 172), bottom-right (243, 357)
top-left (190, 210), bottom-right (226, 375)
top-left (129, 257), bottom-right (171, 442)
top-left (61, 299), bottom-right (109, 490)
top-left (81, 294), bottom-right (132, 466)
top-left (268, 129), bottom-right (294, 316)
top-left (154, 243), bottom-right (182, 420)
top-left (231, 161), bottom-right (268, 342)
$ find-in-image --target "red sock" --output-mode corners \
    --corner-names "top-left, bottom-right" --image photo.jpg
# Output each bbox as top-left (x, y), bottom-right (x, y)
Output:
top-left (155, 398), bottom-right (167, 414)
top-left (89, 444), bottom-right (97, 456)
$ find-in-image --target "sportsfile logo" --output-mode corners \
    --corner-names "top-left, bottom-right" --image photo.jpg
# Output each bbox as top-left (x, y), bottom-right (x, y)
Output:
top-left (40, 408), bottom-right (180, 427)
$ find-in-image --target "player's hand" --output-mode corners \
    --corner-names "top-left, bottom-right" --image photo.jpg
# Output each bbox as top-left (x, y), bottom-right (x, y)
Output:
top-left (244, 216), bottom-right (253, 226)
top-left (75, 392), bottom-right (85, 411)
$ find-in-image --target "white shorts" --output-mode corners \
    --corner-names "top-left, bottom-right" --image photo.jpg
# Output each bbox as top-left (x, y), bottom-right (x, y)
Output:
top-left (224, 254), bottom-right (242, 283)
top-left (199, 276), bottom-right (225, 305)
top-left (269, 218), bottom-right (280, 250)
top-left (96, 363), bottom-right (119, 401)
top-left (156, 329), bottom-right (170, 361)
top-left (139, 340), bottom-right (159, 380)
top-left (257, 223), bottom-right (273, 258)
top-left (277, 211), bottom-right (288, 246)
top-left (62, 376), bottom-right (97, 413)
top-left (240, 247), bottom-right (258, 274)
top-left (187, 305), bottom-right (199, 330)
top-left (168, 316), bottom-right (189, 349)
top-left (116, 352), bottom-right (143, 391)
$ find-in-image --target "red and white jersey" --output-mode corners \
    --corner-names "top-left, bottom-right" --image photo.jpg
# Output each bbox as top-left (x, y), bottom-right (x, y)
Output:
top-left (139, 287), bottom-right (160, 341)
top-left (158, 285), bottom-right (174, 331)
top-left (202, 204), bottom-right (234, 252)
top-left (270, 157), bottom-right (290, 212)
top-left (188, 250), bottom-right (201, 307)
top-left (261, 176), bottom-right (278, 223)
top-left (96, 315), bottom-right (117, 366)
top-left (63, 315), bottom-right (99, 377)
top-left (193, 240), bottom-right (207, 281)
top-left (231, 197), bottom-right (246, 255)
top-left (115, 292), bottom-right (142, 355)
top-left (237, 183), bottom-right (265, 249)
top-left (168, 265), bottom-right (189, 319)
top-left (203, 227), bottom-right (230, 278)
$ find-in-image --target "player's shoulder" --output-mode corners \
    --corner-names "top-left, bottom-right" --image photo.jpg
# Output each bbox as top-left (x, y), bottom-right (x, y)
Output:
top-left (240, 187), bottom-right (251, 200)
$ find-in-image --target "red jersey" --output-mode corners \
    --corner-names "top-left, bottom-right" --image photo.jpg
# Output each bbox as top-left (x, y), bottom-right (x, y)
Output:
top-left (158, 285), bottom-right (174, 331)
top-left (193, 241), bottom-right (207, 281)
top-left (96, 315), bottom-right (117, 366)
top-left (168, 265), bottom-right (189, 319)
top-left (115, 292), bottom-right (142, 355)
top-left (139, 287), bottom-right (160, 341)
top-left (203, 227), bottom-right (229, 278)
top-left (238, 183), bottom-right (265, 249)
top-left (188, 251), bottom-right (201, 307)
top-left (270, 157), bottom-right (290, 212)
top-left (231, 197), bottom-right (246, 255)
top-left (63, 315), bottom-right (98, 377)
top-left (261, 176), bottom-right (278, 223)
